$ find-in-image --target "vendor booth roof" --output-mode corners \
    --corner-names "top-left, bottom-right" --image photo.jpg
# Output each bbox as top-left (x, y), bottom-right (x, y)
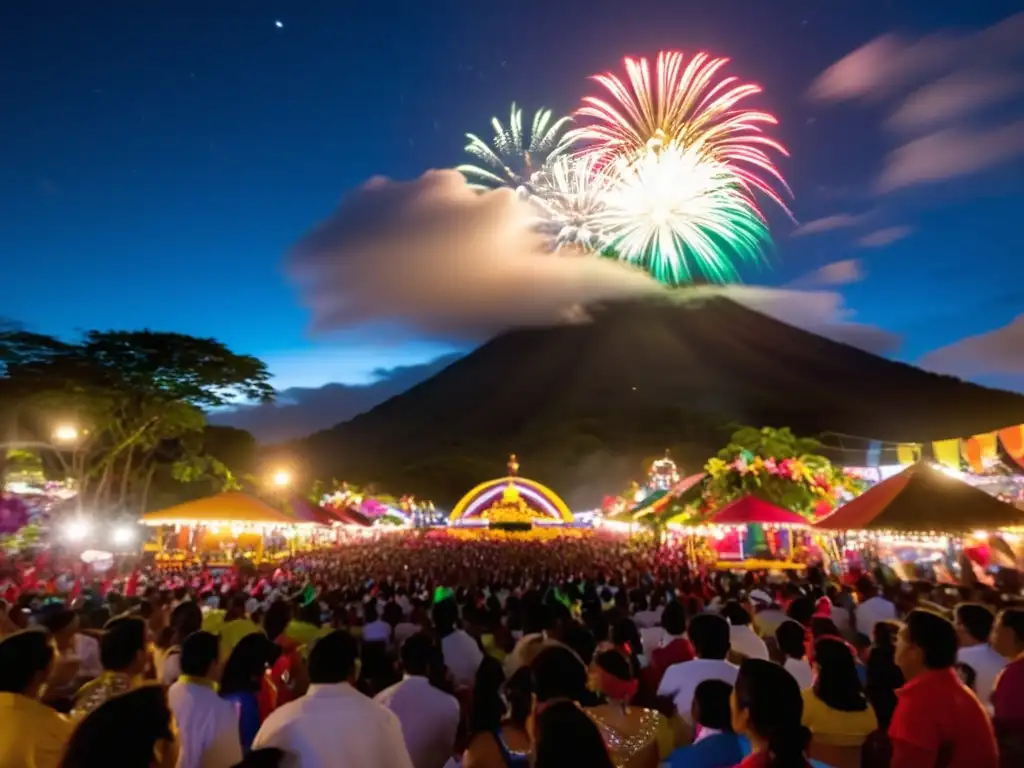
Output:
top-left (141, 492), bottom-right (294, 525)
top-left (706, 495), bottom-right (809, 526)
top-left (288, 497), bottom-right (335, 526)
top-left (814, 462), bottom-right (1024, 532)
top-left (323, 504), bottom-right (372, 527)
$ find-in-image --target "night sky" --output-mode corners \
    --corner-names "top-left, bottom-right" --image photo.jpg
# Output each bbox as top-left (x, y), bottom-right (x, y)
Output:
top-left (4, 2), bottom-right (1023, 438)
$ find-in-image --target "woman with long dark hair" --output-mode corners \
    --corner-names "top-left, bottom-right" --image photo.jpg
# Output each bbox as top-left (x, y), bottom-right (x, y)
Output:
top-left (730, 659), bottom-right (812, 768)
top-left (801, 637), bottom-right (877, 767)
top-left (533, 700), bottom-right (615, 768)
top-left (59, 685), bottom-right (177, 768)
top-left (462, 656), bottom-right (532, 768)
top-left (864, 620), bottom-right (903, 731)
top-left (220, 634), bottom-right (280, 754)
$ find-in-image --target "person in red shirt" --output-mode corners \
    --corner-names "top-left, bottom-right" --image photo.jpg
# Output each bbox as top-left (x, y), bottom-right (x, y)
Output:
top-left (642, 600), bottom-right (694, 697)
top-left (730, 658), bottom-right (813, 767)
top-left (890, 609), bottom-right (998, 768)
top-left (991, 607), bottom-right (1024, 768)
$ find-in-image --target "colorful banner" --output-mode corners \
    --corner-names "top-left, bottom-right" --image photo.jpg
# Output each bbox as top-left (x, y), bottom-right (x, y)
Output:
top-left (896, 443), bottom-right (921, 465)
top-left (932, 439), bottom-right (961, 470)
top-left (999, 425), bottom-right (1024, 468)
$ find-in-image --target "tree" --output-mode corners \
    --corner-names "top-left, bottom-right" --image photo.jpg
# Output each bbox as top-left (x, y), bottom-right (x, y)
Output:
top-left (703, 426), bottom-right (858, 518)
top-left (0, 328), bottom-right (273, 514)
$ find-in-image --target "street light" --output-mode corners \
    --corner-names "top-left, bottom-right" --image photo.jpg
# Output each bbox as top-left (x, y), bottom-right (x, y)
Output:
top-left (271, 469), bottom-right (292, 488)
top-left (52, 425), bottom-right (80, 444)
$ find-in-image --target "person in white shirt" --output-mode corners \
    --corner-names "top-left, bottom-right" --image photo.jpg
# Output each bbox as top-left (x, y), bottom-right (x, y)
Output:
top-left (362, 601), bottom-right (393, 646)
top-left (253, 630), bottom-right (414, 768)
top-left (954, 602), bottom-right (1006, 711)
top-left (375, 633), bottom-right (460, 768)
top-left (658, 613), bottom-right (739, 723)
top-left (776, 619), bottom-right (814, 690)
top-left (722, 601), bottom-right (769, 661)
top-left (853, 578), bottom-right (897, 641)
top-left (433, 598), bottom-right (483, 689)
top-left (167, 631), bottom-right (243, 768)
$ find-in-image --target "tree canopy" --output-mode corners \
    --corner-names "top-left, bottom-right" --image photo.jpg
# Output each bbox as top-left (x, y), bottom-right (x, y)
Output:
top-left (0, 328), bottom-right (272, 515)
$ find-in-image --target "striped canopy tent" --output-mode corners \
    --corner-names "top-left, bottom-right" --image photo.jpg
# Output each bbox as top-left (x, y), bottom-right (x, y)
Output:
top-left (612, 473), bottom-right (707, 523)
top-left (323, 502), bottom-right (372, 527)
top-left (814, 462), bottom-right (1024, 533)
top-left (287, 497), bottom-right (335, 526)
top-left (703, 495), bottom-right (809, 527)
top-left (141, 492), bottom-right (296, 526)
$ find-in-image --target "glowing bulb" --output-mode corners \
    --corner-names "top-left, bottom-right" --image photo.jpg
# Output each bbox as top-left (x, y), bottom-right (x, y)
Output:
top-left (112, 526), bottom-right (135, 545)
top-left (64, 520), bottom-right (90, 542)
top-left (271, 470), bottom-right (292, 487)
top-left (53, 425), bottom-right (79, 443)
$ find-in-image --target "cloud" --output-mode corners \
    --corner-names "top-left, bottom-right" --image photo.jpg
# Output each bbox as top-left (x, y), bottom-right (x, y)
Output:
top-left (288, 170), bottom-right (664, 339)
top-left (211, 353), bottom-right (463, 442)
top-left (697, 285), bottom-right (901, 356)
top-left (888, 71), bottom-right (1024, 132)
top-left (791, 213), bottom-right (865, 237)
top-left (810, 13), bottom-right (1024, 193)
top-left (857, 226), bottom-right (913, 247)
top-left (809, 14), bottom-right (1024, 103)
top-left (877, 121), bottom-right (1024, 192)
top-left (787, 259), bottom-right (864, 288)
top-left (920, 315), bottom-right (1024, 378)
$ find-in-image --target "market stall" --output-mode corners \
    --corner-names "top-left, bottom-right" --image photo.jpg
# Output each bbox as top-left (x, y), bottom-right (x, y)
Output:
top-left (141, 492), bottom-right (323, 564)
top-left (814, 462), bottom-right (1024, 578)
top-left (682, 494), bottom-right (812, 567)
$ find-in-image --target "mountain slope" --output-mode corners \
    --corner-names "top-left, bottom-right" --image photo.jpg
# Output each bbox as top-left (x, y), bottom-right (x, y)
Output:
top-left (296, 297), bottom-right (1024, 507)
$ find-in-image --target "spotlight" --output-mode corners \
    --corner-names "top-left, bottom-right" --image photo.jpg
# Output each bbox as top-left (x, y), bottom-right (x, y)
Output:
top-left (111, 526), bottom-right (135, 546)
top-left (64, 520), bottom-right (91, 542)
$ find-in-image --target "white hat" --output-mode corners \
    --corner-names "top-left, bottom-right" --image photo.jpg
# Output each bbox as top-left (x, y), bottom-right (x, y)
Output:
top-left (749, 589), bottom-right (773, 606)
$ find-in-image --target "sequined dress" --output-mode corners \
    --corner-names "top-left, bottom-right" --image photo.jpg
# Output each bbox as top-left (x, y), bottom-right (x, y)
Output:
top-left (70, 671), bottom-right (134, 719)
top-left (587, 705), bottom-right (666, 768)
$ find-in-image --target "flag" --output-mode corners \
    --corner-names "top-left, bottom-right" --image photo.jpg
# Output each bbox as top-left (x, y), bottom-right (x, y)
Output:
top-left (932, 439), bottom-right (960, 470)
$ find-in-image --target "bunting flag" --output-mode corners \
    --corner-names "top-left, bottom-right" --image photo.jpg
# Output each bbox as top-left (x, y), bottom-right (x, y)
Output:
top-left (932, 439), bottom-right (961, 470)
top-left (866, 440), bottom-right (882, 467)
top-left (432, 586), bottom-right (455, 605)
top-left (962, 433), bottom-right (998, 473)
top-left (896, 443), bottom-right (921, 465)
top-left (300, 583), bottom-right (317, 607)
top-left (999, 425), bottom-right (1024, 467)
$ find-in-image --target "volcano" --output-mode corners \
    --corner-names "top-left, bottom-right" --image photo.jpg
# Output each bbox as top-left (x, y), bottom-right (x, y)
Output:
top-left (296, 297), bottom-right (1024, 507)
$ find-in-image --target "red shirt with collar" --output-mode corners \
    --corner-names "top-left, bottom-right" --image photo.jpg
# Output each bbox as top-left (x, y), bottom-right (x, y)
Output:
top-left (993, 657), bottom-right (1024, 768)
top-left (888, 667), bottom-right (998, 768)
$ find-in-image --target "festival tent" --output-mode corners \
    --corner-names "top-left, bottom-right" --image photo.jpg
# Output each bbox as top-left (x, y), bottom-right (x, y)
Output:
top-left (611, 473), bottom-right (707, 523)
top-left (287, 497), bottom-right (335, 526)
top-left (704, 495), bottom-right (810, 527)
top-left (322, 503), bottom-right (372, 527)
top-left (141, 492), bottom-right (296, 525)
top-left (814, 462), bottom-right (1024, 533)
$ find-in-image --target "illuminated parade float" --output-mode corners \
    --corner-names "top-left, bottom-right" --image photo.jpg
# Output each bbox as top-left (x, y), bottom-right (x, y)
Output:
top-left (449, 455), bottom-right (574, 530)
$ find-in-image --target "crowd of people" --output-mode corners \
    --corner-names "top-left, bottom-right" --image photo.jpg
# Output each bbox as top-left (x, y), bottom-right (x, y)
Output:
top-left (0, 531), bottom-right (1022, 768)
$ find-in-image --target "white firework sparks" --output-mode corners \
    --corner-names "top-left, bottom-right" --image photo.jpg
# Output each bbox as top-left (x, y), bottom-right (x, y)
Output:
top-left (456, 103), bottom-right (575, 192)
top-left (531, 154), bottom-right (612, 251)
top-left (592, 141), bottom-right (770, 284)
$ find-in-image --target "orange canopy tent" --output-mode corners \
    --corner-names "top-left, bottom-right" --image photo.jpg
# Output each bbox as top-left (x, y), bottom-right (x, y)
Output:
top-left (141, 492), bottom-right (296, 525)
top-left (814, 462), bottom-right (1024, 533)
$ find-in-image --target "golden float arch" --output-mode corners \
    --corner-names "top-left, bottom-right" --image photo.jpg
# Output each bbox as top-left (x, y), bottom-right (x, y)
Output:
top-left (449, 455), bottom-right (573, 524)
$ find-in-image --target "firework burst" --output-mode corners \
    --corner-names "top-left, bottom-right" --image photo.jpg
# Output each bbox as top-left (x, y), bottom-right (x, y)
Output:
top-left (456, 103), bottom-right (575, 192)
top-left (531, 154), bottom-right (613, 251)
top-left (569, 51), bottom-right (791, 212)
top-left (593, 141), bottom-right (770, 284)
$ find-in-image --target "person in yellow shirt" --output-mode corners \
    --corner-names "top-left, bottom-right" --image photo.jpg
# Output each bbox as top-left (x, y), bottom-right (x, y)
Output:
top-left (0, 629), bottom-right (74, 768)
top-left (802, 637), bottom-right (878, 767)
